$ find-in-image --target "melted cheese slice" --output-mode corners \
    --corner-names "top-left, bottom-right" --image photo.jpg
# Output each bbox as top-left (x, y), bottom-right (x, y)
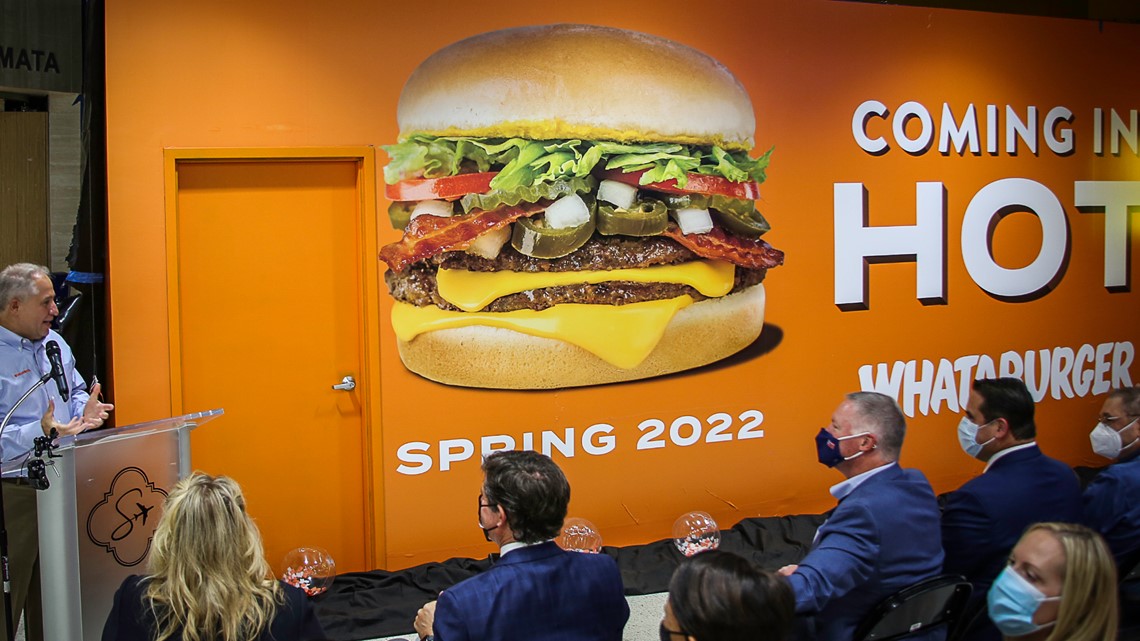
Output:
top-left (391, 296), bottom-right (694, 369)
top-left (436, 260), bottom-right (735, 312)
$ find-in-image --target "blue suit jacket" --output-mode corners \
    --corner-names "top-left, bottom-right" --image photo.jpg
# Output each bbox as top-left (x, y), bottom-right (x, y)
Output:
top-left (1082, 455), bottom-right (1140, 565)
top-left (942, 444), bottom-right (1081, 589)
top-left (790, 464), bottom-right (945, 641)
top-left (433, 541), bottom-right (629, 641)
top-left (941, 444), bottom-right (1081, 641)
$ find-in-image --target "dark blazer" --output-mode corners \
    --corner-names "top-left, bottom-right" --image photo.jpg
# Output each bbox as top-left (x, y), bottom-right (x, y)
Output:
top-left (789, 464), bottom-right (945, 641)
top-left (433, 541), bottom-right (629, 641)
top-left (1082, 455), bottom-right (1140, 565)
top-left (101, 575), bottom-right (326, 641)
top-left (941, 444), bottom-right (1082, 641)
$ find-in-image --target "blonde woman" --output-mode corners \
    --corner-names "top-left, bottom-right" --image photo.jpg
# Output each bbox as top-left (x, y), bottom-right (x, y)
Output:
top-left (987, 522), bottom-right (1117, 641)
top-left (102, 473), bottom-right (325, 641)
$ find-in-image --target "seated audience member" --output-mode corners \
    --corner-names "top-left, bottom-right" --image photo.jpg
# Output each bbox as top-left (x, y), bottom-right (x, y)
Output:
top-left (413, 450), bottom-right (629, 641)
top-left (777, 392), bottom-right (944, 640)
top-left (661, 549), bottom-right (794, 641)
top-left (1082, 385), bottom-right (1140, 567)
top-left (987, 522), bottom-right (1117, 641)
top-left (943, 378), bottom-right (1082, 641)
top-left (102, 473), bottom-right (326, 641)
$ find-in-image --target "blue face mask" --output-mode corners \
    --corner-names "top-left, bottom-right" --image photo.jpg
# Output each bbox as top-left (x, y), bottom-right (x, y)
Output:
top-left (957, 417), bottom-right (995, 459)
top-left (815, 428), bottom-right (871, 468)
top-left (987, 566), bottom-right (1061, 637)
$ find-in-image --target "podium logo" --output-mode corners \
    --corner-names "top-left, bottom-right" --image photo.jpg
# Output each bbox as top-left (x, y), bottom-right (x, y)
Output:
top-left (86, 467), bottom-right (168, 567)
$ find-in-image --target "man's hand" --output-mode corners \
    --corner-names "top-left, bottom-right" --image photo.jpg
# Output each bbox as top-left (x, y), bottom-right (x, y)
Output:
top-left (414, 599), bottom-right (437, 640)
top-left (82, 382), bottom-right (114, 429)
top-left (777, 564), bottom-right (798, 577)
top-left (40, 400), bottom-right (87, 437)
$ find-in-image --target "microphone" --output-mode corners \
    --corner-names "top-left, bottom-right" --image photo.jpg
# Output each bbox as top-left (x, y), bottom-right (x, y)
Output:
top-left (45, 341), bottom-right (69, 402)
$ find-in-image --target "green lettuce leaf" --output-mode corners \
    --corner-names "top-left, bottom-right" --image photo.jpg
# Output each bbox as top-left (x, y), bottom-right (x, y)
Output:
top-left (382, 135), bottom-right (773, 189)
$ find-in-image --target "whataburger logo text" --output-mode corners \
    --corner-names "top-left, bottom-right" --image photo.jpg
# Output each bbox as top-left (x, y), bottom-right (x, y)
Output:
top-left (836, 99), bottom-right (1139, 308)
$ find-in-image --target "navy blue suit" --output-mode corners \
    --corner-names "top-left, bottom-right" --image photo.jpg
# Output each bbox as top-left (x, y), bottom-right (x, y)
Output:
top-left (433, 541), bottom-right (629, 641)
top-left (1082, 455), bottom-right (1140, 565)
top-left (789, 464), bottom-right (945, 641)
top-left (941, 444), bottom-right (1082, 641)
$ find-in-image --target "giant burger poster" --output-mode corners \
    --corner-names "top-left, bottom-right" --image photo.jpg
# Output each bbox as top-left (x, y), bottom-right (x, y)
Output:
top-left (370, 3), bottom-right (1139, 569)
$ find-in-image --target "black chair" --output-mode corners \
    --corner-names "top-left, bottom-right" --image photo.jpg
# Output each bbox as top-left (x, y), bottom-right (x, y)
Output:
top-left (946, 596), bottom-right (993, 641)
top-left (854, 574), bottom-right (973, 641)
top-left (1120, 552), bottom-right (1140, 640)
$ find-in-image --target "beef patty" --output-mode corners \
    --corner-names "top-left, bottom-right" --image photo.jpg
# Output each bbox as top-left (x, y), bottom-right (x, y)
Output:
top-left (385, 234), bottom-right (768, 312)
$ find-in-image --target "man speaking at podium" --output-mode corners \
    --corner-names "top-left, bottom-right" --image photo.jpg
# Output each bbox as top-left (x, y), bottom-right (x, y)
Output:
top-left (0, 262), bottom-right (114, 641)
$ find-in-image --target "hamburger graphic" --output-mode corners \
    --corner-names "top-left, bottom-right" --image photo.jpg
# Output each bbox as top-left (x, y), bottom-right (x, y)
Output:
top-left (380, 24), bottom-right (783, 389)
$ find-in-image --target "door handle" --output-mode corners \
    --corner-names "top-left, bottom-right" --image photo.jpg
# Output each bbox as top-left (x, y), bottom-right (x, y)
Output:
top-left (331, 375), bottom-right (356, 391)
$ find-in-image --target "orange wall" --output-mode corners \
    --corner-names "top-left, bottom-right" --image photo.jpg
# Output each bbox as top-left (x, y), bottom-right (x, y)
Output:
top-left (106, 0), bottom-right (1140, 568)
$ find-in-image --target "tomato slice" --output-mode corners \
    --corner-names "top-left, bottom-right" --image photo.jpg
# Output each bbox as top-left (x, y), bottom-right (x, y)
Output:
top-left (386, 172), bottom-right (498, 202)
top-left (597, 169), bottom-right (760, 201)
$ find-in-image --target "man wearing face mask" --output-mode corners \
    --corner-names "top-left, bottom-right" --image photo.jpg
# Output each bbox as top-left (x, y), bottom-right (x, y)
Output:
top-left (1081, 385), bottom-right (1140, 568)
top-left (412, 450), bottom-right (628, 641)
top-left (776, 392), bottom-right (943, 641)
top-left (941, 378), bottom-right (1081, 641)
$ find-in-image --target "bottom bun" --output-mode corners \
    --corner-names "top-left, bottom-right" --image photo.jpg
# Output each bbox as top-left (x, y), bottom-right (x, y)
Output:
top-left (396, 284), bottom-right (766, 389)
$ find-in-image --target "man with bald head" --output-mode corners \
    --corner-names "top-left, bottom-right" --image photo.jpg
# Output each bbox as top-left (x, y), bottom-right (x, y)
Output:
top-left (779, 391), bottom-right (943, 641)
top-left (0, 262), bottom-right (113, 640)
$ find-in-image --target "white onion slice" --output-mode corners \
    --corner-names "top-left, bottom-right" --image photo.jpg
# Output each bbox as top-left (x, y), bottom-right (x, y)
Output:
top-left (543, 194), bottom-right (591, 229)
top-left (410, 199), bottom-right (453, 219)
top-left (465, 226), bottom-right (511, 260)
top-left (672, 208), bottom-right (714, 235)
top-left (597, 180), bottom-right (637, 209)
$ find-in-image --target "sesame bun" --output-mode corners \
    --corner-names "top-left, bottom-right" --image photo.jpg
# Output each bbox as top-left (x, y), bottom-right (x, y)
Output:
top-left (395, 284), bottom-right (766, 389)
top-left (397, 24), bottom-right (756, 150)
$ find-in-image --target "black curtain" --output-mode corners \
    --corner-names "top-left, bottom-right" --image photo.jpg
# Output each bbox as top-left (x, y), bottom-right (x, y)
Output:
top-left (62, 0), bottom-right (110, 417)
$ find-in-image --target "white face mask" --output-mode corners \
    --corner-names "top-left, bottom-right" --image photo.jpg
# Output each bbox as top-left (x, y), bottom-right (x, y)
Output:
top-left (958, 417), bottom-right (995, 459)
top-left (1089, 417), bottom-right (1139, 459)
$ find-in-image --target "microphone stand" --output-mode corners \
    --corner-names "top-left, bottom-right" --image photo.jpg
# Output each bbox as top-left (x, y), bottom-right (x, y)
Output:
top-left (0, 372), bottom-right (54, 641)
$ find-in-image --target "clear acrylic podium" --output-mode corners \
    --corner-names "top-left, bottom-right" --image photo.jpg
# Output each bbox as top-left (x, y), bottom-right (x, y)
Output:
top-left (10, 409), bottom-right (223, 641)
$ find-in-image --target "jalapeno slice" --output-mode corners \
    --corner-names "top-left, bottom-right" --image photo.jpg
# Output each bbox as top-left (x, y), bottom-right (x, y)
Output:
top-left (596, 199), bottom-right (669, 236)
top-left (660, 193), bottom-right (769, 237)
top-left (388, 201), bottom-right (415, 230)
top-left (659, 193), bottom-right (710, 210)
top-left (511, 211), bottom-right (597, 259)
top-left (711, 204), bottom-right (770, 237)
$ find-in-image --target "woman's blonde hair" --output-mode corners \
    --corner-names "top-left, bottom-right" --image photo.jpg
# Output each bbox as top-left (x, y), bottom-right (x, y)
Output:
top-left (143, 472), bottom-right (282, 641)
top-left (1027, 522), bottom-right (1118, 641)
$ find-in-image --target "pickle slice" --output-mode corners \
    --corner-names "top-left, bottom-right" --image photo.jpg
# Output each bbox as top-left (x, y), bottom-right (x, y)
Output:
top-left (511, 214), bottom-right (596, 259)
top-left (597, 199), bottom-right (668, 236)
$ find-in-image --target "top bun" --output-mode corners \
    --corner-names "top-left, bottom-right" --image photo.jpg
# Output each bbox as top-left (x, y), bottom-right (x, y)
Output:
top-left (397, 24), bottom-right (756, 150)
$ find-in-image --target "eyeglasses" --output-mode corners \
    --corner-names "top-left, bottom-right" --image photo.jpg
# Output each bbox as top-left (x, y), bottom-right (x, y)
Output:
top-left (478, 493), bottom-right (496, 510)
top-left (659, 623), bottom-right (690, 639)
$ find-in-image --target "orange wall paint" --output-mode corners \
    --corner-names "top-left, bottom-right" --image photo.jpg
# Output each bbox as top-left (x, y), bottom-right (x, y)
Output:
top-left (106, 0), bottom-right (1140, 568)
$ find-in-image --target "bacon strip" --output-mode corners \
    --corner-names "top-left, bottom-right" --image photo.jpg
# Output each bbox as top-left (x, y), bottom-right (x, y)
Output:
top-left (380, 203), bottom-right (547, 272)
top-left (663, 224), bottom-right (784, 270)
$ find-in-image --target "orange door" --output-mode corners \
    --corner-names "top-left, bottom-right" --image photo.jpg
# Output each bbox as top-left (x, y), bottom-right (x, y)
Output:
top-left (168, 155), bottom-right (375, 572)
